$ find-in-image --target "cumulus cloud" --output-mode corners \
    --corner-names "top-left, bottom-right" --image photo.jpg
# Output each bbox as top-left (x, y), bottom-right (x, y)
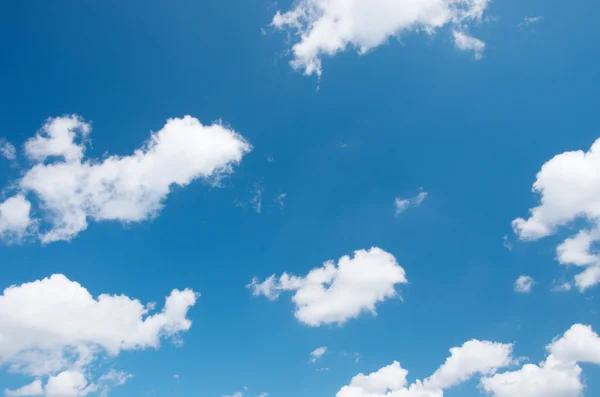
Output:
top-left (452, 31), bottom-right (485, 59)
top-left (2, 115), bottom-right (250, 244)
top-left (248, 247), bottom-right (408, 326)
top-left (337, 324), bottom-right (600, 397)
top-left (310, 347), bottom-right (327, 363)
top-left (481, 324), bottom-right (600, 397)
top-left (0, 274), bottom-right (197, 396)
top-left (0, 140), bottom-right (16, 161)
top-left (5, 380), bottom-right (43, 397)
top-left (512, 138), bottom-right (600, 291)
top-left (395, 189), bottom-right (427, 216)
top-left (336, 339), bottom-right (513, 397)
top-left (514, 275), bottom-right (534, 293)
top-left (0, 195), bottom-right (34, 242)
top-left (271, 0), bottom-right (490, 75)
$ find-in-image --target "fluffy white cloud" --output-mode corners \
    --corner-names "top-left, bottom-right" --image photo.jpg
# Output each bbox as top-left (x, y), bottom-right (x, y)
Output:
top-left (3, 115), bottom-right (250, 244)
top-left (0, 195), bottom-right (33, 242)
top-left (452, 31), bottom-right (485, 59)
top-left (0, 140), bottom-right (16, 161)
top-left (248, 247), bottom-right (408, 326)
top-left (0, 274), bottom-right (197, 396)
top-left (310, 346), bottom-right (327, 363)
top-left (5, 380), bottom-right (43, 397)
top-left (337, 339), bottom-right (513, 397)
top-left (481, 324), bottom-right (600, 397)
top-left (512, 138), bottom-right (600, 291)
top-left (514, 275), bottom-right (534, 293)
top-left (271, 0), bottom-right (490, 75)
top-left (44, 371), bottom-right (94, 397)
top-left (395, 190), bottom-right (427, 216)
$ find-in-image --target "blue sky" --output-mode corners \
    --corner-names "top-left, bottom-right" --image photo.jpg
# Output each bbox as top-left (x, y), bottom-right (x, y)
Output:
top-left (1, 1), bottom-right (600, 397)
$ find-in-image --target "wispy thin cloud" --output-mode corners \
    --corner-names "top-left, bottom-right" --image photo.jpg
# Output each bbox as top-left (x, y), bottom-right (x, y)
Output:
top-left (519, 16), bottom-right (544, 28)
top-left (395, 188), bottom-right (427, 216)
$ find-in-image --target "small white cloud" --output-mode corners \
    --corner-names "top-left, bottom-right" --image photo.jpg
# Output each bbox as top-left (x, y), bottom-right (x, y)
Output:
top-left (395, 189), bottom-right (427, 216)
top-left (0, 195), bottom-right (34, 243)
top-left (552, 282), bottom-right (573, 293)
top-left (224, 392), bottom-right (243, 397)
top-left (453, 30), bottom-right (486, 60)
top-left (274, 193), bottom-right (286, 214)
top-left (519, 16), bottom-right (544, 28)
top-left (173, 374), bottom-right (180, 382)
top-left (514, 276), bottom-right (535, 293)
top-left (0, 140), bottom-right (16, 161)
top-left (4, 380), bottom-right (43, 397)
top-left (310, 346), bottom-right (327, 363)
top-left (248, 247), bottom-right (408, 326)
top-left (503, 235), bottom-right (513, 251)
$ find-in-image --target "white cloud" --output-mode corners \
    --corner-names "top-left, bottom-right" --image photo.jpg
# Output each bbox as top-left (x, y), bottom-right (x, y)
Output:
top-left (336, 339), bottom-right (513, 397)
top-left (0, 195), bottom-right (33, 242)
top-left (310, 346), bottom-right (327, 363)
top-left (45, 371), bottom-right (95, 397)
top-left (512, 138), bottom-right (600, 291)
top-left (248, 247), bottom-right (408, 326)
top-left (514, 275), bottom-right (534, 293)
top-left (274, 193), bottom-right (286, 214)
top-left (519, 16), bottom-right (544, 28)
top-left (223, 393), bottom-right (243, 397)
top-left (0, 140), bottom-right (16, 161)
top-left (0, 274), bottom-right (197, 396)
top-left (452, 30), bottom-right (485, 59)
top-left (481, 324), bottom-right (600, 397)
top-left (3, 115), bottom-right (250, 244)
top-left (5, 380), bottom-right (43, 397)
top-left (271, 0), bottom-right (490, 75)
top-left (395, 189), bottom-right (427, 216)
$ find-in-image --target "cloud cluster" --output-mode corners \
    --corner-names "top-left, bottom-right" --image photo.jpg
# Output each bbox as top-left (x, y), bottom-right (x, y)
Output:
top-left (337, 324), bottom-right (600, 397)
top-left (0, 274), bottom-right (198, 397)
top-left (481, 324), bottom-right (600, 397)
top-left (513, 138), bottom-right (600, 291)
top-left (271, 0), bottom-right (491, 75)
top-left (0, 115), bottom-right (250, 244)
top-left (248, 248), bottom-right (408, 326)
top-left (337, 339), bottom-right (514, 397)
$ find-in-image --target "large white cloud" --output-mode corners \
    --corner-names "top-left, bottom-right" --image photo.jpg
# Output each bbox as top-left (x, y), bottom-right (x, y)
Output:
top-left (271, 0), bottom-right (490, 76)
top-left (4, 114), bottom-right (250, 244)
top-left (247, 247), bottom-right (408, 326)
top-left (336, 339), bottom-right (513, 397)
top-left (0, 274), bottom-right (198, 397)
top-left (512, 138), bottom-right (600, 291)
top-left (481, 324), bottom-right (600, 397)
